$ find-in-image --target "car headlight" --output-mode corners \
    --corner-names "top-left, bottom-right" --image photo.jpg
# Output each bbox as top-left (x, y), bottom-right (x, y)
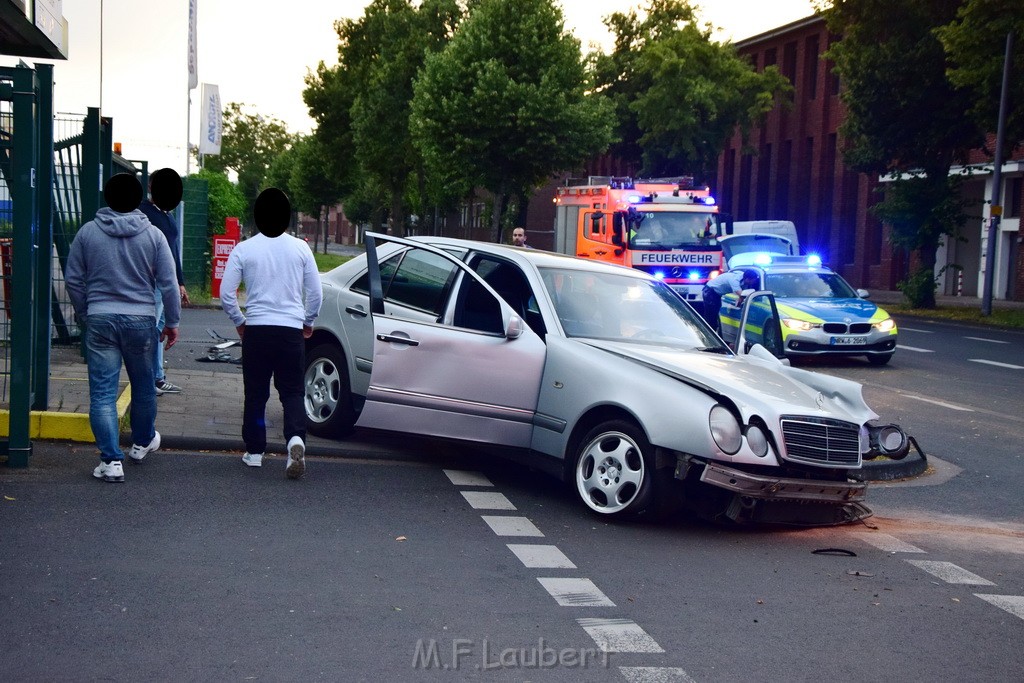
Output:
top-left (745, 423), bottom-right (769, 457)
top-left (782, 318), bottom-right (815, 331)
top-left (709, 405), bottom-right (742, 454)
top-left (873, 318), bottom-right (896, 332)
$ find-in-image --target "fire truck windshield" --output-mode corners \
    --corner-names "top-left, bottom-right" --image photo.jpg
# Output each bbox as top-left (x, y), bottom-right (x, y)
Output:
top-left (629, 211), bottom-right (718, 249)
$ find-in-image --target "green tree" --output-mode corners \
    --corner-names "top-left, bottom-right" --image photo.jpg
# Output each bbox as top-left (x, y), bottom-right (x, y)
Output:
top-left (201, 102), bottom-right (293, 225)
top-left (820, 0), bottom-right (979, 308)
top-left (290, 137), bottom-right (343, 253)
top-left (411, 0), bottom-right (614, 241)
top-left (935, 0), bottom-right (1024, 160)
top-left (192, 167), bottom-right (246, 237)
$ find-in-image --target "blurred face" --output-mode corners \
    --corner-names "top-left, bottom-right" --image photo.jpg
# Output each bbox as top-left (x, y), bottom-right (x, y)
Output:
top-left (512, 228), bottom-right (527, 246)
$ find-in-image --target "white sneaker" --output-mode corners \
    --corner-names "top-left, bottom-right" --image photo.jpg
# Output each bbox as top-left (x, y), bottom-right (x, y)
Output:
top-left (92, 460), bottom-right (125, 483)
top-left (241, 452), bottom-right (263, 467)
top-left (127, 431), bottom-right (161, 462)
top-left (285, 436), bottom-right (305, 479)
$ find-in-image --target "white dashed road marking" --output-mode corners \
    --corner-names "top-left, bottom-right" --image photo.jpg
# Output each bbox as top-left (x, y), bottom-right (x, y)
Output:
top-left (620, 667), bottom-right (697, 683)
top-left (965, 336), bottom-right (1010, 344)
top-left (443, 469), bottom-right (493, 487)
top-left (851, 532), bottom-right (925, 553)
top-left (899, 327), bottom-right (933, 333)
top-left (974, 594), bottom-right (1024, 621)
top-left (480, 515), bottom-right (544, 537)
top-left (577, 618), bottom-right (664, 653)
top-left (507, 544), bottom-right (577, 569)
top-left (968, 359), bottom-right (1024, 370)
top-left (905, 395), bottom-right (975, 411)
top-left (897, 345), bottom-right (935, 352)
top-left (907, 560), bottom-right (996, 585)
top-left (537, 578), bottom-right (615, 607)
top-left (461, 491), bottom-right (516, 510)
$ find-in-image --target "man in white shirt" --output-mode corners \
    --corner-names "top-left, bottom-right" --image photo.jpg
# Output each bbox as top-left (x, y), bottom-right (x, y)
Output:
top-left (220, 188), bottom-right (322, 479)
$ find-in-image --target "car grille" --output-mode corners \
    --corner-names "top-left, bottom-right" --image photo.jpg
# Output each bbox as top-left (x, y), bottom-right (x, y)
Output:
top-left (780, 415), bottom-right (861, 467)
top-left (821, 322), bottom-right (872, 334)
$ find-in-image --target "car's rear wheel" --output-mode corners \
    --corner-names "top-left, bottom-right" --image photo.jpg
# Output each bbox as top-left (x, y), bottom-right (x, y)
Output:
top-left (304, 343), bottom-right (356, 437)
top-left (574, 420), bottom-right (657, 518)
top-left (867, 353), bottom-right (893, 366)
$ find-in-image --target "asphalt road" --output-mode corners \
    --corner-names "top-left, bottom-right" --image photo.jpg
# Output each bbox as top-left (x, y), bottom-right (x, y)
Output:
top-left (3, 310), bottom-right (1021, 681)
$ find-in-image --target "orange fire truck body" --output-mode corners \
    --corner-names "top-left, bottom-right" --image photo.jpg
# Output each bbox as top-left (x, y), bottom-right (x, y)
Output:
top-left (553, 177), bottom-right (727, 302)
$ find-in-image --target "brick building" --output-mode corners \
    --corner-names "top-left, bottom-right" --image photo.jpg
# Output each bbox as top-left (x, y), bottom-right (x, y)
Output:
top-left (717, 15), bottom-right (1023, 300)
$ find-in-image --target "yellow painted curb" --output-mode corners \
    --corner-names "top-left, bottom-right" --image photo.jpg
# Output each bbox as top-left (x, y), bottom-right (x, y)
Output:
top-left (0, 385), bottom-right (132, 442)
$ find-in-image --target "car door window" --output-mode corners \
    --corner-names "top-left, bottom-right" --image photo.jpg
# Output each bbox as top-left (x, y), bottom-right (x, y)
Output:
top-left (352, 249), bottom-right (457, 318)
top-left (468, 255), bottom-right (547, 337)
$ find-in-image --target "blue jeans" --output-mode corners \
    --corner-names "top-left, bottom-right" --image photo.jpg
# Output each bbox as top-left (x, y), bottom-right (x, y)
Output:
top-left (85, 314), bottom-right (158, 461)
top-left (154, 288), bottom-right (165, 382)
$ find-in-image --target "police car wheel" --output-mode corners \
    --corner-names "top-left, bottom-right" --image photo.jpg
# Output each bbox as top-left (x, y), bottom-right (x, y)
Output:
top-left (867, 353), bottom-right (893, 366)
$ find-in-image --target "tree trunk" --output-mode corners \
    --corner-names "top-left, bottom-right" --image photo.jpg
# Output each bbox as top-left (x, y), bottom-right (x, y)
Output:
top-left (313, 211), bottom-right (321, 253)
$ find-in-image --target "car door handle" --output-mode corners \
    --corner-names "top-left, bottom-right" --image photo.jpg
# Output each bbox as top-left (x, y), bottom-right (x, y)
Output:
top-left (376, 333), bottom-right (420, 346)
top-left (345, 306), bottom-right (368, 317)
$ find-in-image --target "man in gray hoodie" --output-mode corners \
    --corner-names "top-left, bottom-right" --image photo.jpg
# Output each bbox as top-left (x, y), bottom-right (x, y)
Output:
top-left (66, 173), bottom-right (181, 482)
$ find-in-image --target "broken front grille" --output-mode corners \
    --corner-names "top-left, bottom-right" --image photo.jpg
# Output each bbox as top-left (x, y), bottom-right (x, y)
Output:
top-left (780, 415), bottom-right (861, 468)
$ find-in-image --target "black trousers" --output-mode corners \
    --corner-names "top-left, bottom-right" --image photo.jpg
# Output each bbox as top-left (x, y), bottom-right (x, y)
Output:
top-left (701, 286), bottom-right (722, 332)
top-left (241, 325), bottom-right (306, 454)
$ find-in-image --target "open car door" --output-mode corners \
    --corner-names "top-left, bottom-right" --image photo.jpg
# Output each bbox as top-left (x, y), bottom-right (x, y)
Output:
top-left (734, 290), bottom-right (787, 360)
top-left (356, 233), bottom-right (547, 447)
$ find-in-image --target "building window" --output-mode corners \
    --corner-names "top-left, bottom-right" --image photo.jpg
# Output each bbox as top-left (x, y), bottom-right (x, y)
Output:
top-left (805, 36), bottom-right (819, 99)
top-left (765, 47), bottom-right (777, 68)
top-left (783, 41), bottom-right (797, 84)
top-left (1007, 176), bottom-right (1022, 218)
top-left (757, 144), bottom-right (772, 218)
top-left (777, 140), bottom-right (792, 219)
top-left (739, 154), bottom-right (753, 219)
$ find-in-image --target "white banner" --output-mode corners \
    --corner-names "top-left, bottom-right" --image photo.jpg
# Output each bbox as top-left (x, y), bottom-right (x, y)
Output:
top-left (187, 0), bottom-right (198, 90)
top-left (199, 83), bottom-right (222, 155)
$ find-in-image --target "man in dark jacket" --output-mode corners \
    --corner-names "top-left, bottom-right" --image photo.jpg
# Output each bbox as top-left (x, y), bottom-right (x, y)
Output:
top-left (139, 168), bottom-right (189, 395)
top-left (66, 174), bottom-right (181, 482)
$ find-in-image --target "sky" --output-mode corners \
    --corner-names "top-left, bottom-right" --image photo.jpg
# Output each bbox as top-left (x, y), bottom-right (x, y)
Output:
top-left (2, 0), bottom-right (816, 175)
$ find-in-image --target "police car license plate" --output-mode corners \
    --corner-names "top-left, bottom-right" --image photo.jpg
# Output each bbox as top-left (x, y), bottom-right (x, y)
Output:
top-left (831, 336), bottom-right (867, 346)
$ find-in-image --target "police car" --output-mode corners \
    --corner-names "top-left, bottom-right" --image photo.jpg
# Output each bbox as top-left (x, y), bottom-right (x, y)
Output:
top-left (717, 254), bottom-right (898, 365)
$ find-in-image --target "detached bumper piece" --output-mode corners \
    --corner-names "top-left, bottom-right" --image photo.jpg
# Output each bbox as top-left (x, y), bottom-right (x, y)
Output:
top-left (700, 462), bottom-right (867, 503)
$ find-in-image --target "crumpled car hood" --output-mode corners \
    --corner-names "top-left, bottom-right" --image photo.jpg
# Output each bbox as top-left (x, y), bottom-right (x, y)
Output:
top-left (582, 339), bottom-right (877, 424)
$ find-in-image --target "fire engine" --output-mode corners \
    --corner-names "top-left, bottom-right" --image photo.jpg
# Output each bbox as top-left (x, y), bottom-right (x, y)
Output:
top-left (553, 176), bottom-right (727, 301)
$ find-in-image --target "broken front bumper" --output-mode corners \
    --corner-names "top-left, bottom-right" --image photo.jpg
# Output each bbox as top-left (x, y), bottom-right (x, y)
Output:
top-left (699, 462), bottom-right (867, 503)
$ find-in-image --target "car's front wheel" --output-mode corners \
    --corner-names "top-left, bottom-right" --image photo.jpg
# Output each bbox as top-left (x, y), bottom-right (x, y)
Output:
top-left (304, 343), bottom-right (356, 437)
top-left (574, 420), bottom-right (658, 518)
top-left (867, 353), bottom-right (893, 366)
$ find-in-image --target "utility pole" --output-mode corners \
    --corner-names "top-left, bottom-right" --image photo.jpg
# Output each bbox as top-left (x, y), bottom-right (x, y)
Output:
top-left (981, 31), bottom-right (1014, 316)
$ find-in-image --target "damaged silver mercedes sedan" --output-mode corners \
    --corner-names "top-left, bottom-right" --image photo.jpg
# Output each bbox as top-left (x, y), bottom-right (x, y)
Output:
top-left (303, 234), bottom-right (911, 525)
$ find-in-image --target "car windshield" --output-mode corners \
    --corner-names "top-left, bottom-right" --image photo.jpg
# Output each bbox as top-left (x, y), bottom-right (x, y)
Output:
top-left (719, 234), bottom-right (793, 262)
top-left (539, 267), bottom-right (726, 350)
top-left (766, 271), bottom-right (858, 299)
top-left (629, 211), bottom-right (718, 249)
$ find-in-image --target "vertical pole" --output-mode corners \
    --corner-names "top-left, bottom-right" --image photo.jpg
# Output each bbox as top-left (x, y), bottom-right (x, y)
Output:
top-left (8, 65), bottom-right (38, 468)
top-left (982, 32), bottom-right (1013, 316)
top-left (81, 107), bottom-right (102, 223)
top-left (32, 64), bottom-right (55, 411)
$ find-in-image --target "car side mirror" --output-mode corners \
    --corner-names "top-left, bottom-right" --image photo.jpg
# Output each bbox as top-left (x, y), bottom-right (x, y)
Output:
top-left (505, 314), bottom-right (525, 340)
top-left (857, 289), bottom-right (870, 299)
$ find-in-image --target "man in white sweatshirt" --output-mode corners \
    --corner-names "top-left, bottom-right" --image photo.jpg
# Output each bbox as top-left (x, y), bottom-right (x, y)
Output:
top-left (220, 188), bottom-right (322, 479)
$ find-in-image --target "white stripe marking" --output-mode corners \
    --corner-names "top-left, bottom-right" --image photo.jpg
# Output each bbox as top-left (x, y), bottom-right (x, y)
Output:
top-left (507, 544), bottom-right (576, 569)
top-left (851, 532), bottom-right (925, 553)
top-left (620, 667), bottom-right (697, 683)
top-left (461, 491), bottom-right (516, 510)
top-left (969, 359), bottom-right (1024, 370)
top-left (577, 618), bottom-right (664, 653)
top-left (965, 336), bottom-right (1010, 344)
top-left (480, 515), bottom-right (544, 537)
top-left (897, 345), bottom-right (935, 353)
top-left (975, 594), bottom-right (1024, 620)
top-left (443, 469), bottom-right (493, 487)
top-left (907, 560), bottom-right (996, 585)
top-left (538, 578), bottom-right (615, 607)
top-left (906, 395), bottom-right (975, 412)
top-left (899, 327), bottom-right (933, 333)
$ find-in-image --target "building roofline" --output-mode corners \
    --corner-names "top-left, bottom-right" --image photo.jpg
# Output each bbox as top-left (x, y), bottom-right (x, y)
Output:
top-left (733, 14), bottom-right (824, 48)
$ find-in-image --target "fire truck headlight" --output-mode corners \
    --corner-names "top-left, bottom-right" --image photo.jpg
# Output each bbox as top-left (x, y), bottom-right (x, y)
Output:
top-left (703, 196), bottom-right (716, 205)
top-left (708, 270), bottom-right (720, 280)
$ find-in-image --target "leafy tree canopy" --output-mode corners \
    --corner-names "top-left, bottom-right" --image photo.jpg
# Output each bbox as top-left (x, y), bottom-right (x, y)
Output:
top-left (191, 167), bottom-right (246, 237)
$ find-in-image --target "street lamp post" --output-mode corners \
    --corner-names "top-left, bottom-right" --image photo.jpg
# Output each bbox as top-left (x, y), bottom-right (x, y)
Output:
top-left (981, 31), bottom-right (1014, 316)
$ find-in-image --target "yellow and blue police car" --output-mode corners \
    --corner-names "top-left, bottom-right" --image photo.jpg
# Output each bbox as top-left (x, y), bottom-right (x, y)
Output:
top-left (718, 254), bottom-right (898, 365)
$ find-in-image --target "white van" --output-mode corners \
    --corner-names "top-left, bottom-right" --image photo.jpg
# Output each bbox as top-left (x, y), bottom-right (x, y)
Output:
top-left (730, 220), bottom-right (800, 254)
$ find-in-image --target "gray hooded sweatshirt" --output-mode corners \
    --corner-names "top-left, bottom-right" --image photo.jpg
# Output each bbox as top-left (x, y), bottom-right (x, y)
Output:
top-left (66, 207), bottom-right (181, 327)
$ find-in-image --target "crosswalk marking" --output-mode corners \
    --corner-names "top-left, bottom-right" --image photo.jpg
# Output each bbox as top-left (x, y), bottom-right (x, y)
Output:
top-left (537, 578), bottom-right (615, 607)
top-left (480, 515), bottom-right (544, 537)
top-left (907, 560), bottom-right (996, 585)
top-left (620, 667), bottom-right (697, 683)
top-left (851, 532), bottom-right (925, 553)
top-left (443, 469), bottom-right (493, 487)
top-left (577, 618), bottom-right (664, 653)
top-left (968, 359), bottom-right (1024, 370)
top-left (461, 491), bottom-right (516, 510)
top-left (974, 594), bottom-right (1024, 621)
top-left (507, 544), bottom-right (577, 569)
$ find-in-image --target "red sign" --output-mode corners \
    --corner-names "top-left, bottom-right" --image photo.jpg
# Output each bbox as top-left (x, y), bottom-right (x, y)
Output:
top-left (211, 217), bottom-right (241, 299)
